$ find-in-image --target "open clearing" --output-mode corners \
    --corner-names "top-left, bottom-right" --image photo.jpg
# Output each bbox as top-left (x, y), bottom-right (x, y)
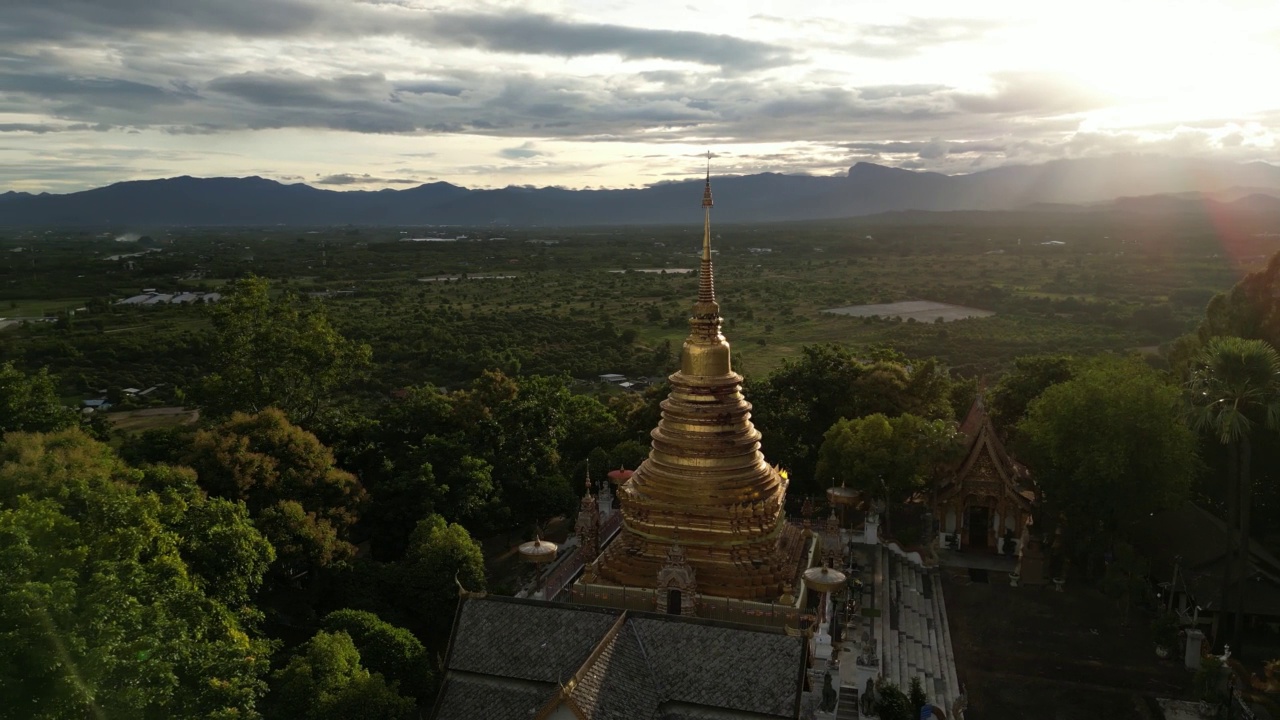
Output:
top-left (105, 406), bottom-right (200, 432)
top-left (823, 300), bottom-right (995, 322)
top-left (942, 570), bottom-right (1187, 719)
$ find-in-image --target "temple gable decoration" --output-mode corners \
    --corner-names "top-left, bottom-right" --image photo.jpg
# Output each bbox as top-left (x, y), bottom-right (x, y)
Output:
top-left (934, 398), bottom-right (1037, 554)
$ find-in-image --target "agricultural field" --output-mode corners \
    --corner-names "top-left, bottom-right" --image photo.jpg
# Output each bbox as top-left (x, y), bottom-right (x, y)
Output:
top-left (1, 209), bottom-right (1277, 403)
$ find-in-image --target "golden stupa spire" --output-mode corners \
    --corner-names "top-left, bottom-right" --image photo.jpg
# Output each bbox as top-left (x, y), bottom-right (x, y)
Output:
top-left (591, 152), bottom-right (802, 603)
top-left (683, 152), bottom-right (730, 377)
top-left (698, 151), bottom-right (716, 310)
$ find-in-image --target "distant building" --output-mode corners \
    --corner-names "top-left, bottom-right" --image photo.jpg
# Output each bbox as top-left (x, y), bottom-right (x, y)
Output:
top-left (598, 373), bottom-right (627, 384)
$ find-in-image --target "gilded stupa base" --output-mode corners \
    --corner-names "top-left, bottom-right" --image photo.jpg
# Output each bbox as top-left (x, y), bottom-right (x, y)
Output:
top-left (594, 521), bottom-right (813, 602)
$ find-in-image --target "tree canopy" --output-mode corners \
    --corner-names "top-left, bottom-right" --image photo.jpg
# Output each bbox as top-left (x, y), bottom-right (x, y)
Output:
top-left (816, 412), bottom-right (962, 509)
top-left (184, 409), bottom-right (366, 580)
top-left (321, 609), bottom-right (432, 702)
top-left (266, 631), bottom-right (415, 720)
top-left (985, 354), bottom-right (1076, 438)
top-left (200, 276), bottom-right (372, 424)
top-left (0, 362), bottom-right (76, 435)
top-left (0, 430), bottom-right (274, 719)
top-left (751, 345), bottom-right (960, 494)
top-left (1017, 357), bottom-right (1197, 568)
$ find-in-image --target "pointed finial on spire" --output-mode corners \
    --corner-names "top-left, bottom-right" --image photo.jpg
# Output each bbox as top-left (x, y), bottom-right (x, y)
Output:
top-left (701, 151), bottom-right (714, 210)
top-left (696, 152), bottom-right (717, 310)
top-left (584, 459), bottom-right (593, 495)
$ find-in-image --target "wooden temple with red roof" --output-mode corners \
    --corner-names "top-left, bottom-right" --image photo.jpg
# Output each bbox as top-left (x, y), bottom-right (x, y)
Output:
top-left (934, 397), bottom-right (1037, 554)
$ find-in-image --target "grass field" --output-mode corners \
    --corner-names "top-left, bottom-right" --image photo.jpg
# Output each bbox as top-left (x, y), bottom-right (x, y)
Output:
top-left (1, 297), bottom-right (88, 318)
top-left (104, 407), bottom-right (200, 432)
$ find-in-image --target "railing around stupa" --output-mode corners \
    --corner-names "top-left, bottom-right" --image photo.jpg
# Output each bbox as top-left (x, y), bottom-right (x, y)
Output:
top-left (537, 510), bottom-right (624, 602)
top-left (567, 523), bottom-right (819, 627)
top-left (568, 583), bottom-right (806, 626)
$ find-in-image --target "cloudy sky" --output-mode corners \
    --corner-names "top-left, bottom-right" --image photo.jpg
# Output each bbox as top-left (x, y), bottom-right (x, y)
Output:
top-left (2, 0), bottom-right (1278, 193)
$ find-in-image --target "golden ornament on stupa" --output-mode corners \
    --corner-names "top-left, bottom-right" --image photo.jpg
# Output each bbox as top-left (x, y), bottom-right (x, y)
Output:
top-left (593, 153), bottom-right (802, 601)
top-left (518, 536), bottom-right (558, 564)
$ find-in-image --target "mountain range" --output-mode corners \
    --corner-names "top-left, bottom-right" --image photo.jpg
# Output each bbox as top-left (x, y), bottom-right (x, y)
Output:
top-left (2, 156), bottom-right (1280, 227)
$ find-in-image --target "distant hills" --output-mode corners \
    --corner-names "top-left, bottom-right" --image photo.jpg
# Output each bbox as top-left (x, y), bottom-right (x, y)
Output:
top-left (2, 156), bottom-right (1279, 227)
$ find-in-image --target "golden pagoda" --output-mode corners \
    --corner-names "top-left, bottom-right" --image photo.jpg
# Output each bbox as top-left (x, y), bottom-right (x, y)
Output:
top-left (591, 155), bottom-right (809, 604)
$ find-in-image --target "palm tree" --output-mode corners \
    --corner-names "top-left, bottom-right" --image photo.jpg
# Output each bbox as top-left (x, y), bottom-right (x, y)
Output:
top-left (1187, 336), bottom-right (1280, 650)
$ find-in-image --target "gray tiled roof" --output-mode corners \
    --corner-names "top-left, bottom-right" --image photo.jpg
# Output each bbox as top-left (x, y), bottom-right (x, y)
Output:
top-left (448, 597), bottom-right (618, 683)
top-left (435, 597), bottom-right (804, 720)
top-left (433, 674), bottom-right (553, 720)
top-left (569, 624), bottom-right (661, 719)
top-left (632, 617), bottom-right (803, 718)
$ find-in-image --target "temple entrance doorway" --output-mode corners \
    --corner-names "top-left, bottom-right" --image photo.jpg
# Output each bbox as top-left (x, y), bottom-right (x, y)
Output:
top-left (667, 589), bottom-right (681, 615)
top-left (968, 506), bottom-right (990, 549)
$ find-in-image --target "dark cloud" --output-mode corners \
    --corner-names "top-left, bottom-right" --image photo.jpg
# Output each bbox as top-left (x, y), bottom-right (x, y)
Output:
top-left (426, 11), bottom-right (793, 70)
top-left (2, 2), bottom-right (792, 70)
top-left (0, 122), bottom-right (110, 133)
top-left (0, 73), bottom-right (191, 110)
top-left (498, 142), bottom-right (543, 160)
top-left (0, 60), bottom-right (1125, 148)
top-left (314, 173), bottom-right (421, 185)
top-left (394, 81), bottom-right (465, 97)
top-left (2, 0), bottom-right (321, 41)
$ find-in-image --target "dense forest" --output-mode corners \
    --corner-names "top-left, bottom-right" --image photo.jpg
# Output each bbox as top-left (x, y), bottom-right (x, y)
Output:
top-left (3, 213), bottom-right (1280, 715)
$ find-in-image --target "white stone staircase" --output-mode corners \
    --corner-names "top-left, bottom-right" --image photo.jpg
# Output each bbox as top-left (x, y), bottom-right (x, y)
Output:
top-left (877, 544), bottom-right (960, 712)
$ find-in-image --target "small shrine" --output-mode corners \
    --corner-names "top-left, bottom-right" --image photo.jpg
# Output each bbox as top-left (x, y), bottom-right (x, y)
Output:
top-left (934, 397), bottom-right (1036, 554)
top-left (575, 469), bottom-right (602, 563)
top-left (655, 538), bottom-right (698, 616)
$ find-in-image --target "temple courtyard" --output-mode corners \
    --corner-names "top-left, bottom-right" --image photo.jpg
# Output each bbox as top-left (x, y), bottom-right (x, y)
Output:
top-left (942, 569), bottom-right (1190, 719)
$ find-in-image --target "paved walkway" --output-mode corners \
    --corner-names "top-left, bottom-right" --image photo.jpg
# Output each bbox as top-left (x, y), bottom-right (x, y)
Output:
top-left (937, 549), bottom-right (1017, 572)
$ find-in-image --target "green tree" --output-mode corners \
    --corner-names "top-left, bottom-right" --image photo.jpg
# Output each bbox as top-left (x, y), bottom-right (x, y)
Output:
top-left (986, 354), bottom-right (1076, 438)
top-left (0, 430), bottom-right (273, 719)
top-left (815, 413), bottom-right (962, 535)
top-left (453, 371), bottom-right (600, 528)
top-left (873, 680), bottom-right (912, 720)
top-left (1018, 357), bottom-right (1197, 573)
top-left (1187, 336), bottom-right (1280, 649)
top-left (0, 362), bottom-right (76, 434)
top-left (201, 276), bottom-right (372, 424)
top-left (266, 631), bottom-right (414, 720)
top-left (321, 609), bottom-right (432, 702)
top-left (1198, 252), bottom-right (1280, 349)
top-left (752, 345), bottom-right (957, 495)
top-left (178, 494), bottom-right (276, 608)
top-left (184, 409), bottom-right (366, 579)
top-left (908, 676), bottom-right (928, 718)
top-left (401, 514), bottom-right (486, 640)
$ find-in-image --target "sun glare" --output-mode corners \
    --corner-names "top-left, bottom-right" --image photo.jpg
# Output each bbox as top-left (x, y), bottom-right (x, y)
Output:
top-left (1015, 1), bottom-right (1278, 127)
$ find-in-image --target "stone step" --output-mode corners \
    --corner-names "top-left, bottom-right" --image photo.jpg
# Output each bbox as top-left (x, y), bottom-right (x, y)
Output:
top-left (931, 572), bottom-right (961, 708)
top-left (837, 685), bottom-right (861, 720)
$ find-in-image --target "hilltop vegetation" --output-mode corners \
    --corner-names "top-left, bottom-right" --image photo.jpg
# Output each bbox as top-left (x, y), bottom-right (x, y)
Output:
top-left (4, 210), bottom-right (1280, 713)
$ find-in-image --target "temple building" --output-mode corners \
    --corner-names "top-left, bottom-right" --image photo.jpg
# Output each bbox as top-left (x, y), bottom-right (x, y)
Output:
top-left (933, 397), bottom-right (1036, 554)
top-left (571, 161), bottom-right (815, 624)
top-left (431, 163), bottom-right (963, 720)
top-left (432, 594), bottom-right (812, 720)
